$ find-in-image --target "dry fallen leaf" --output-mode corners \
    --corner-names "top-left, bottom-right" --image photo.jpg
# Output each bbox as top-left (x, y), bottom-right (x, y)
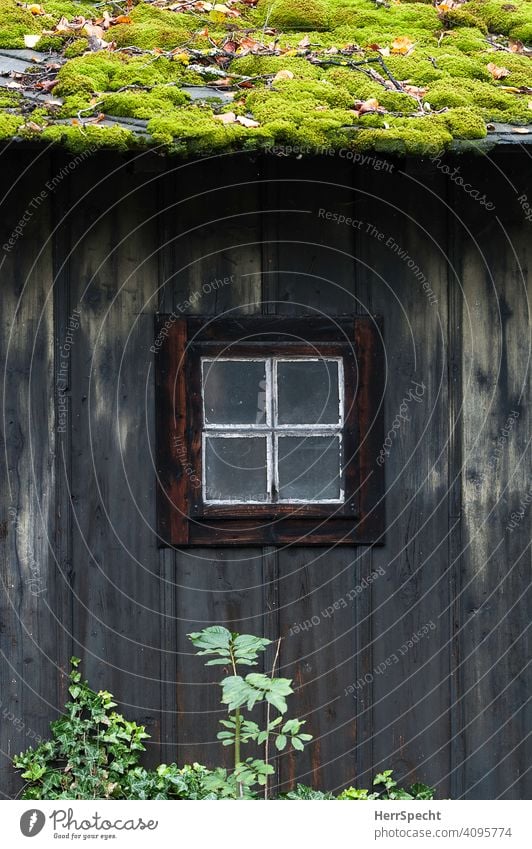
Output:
top-left (236, 115), bottom-right (259, 127)
top-left (403, 84), bottom-right (428, 97)
top-left (353, 97), bottom-right (383, 116)
top-left (391, 36), bottom-right (415, 55)
top-left (25, 121), bottom-right (43, 132)
top-left (511, 127), bottom-right (530, 134)
top-left (298, 35), bottom-right (311, 48)
top-left (214, 111), bottom-right (236, 123)
top-left (487, 62), bottom-right (510, 79)
top-left (436, 0), bottom-right (457, 12)
top-left (272, 69), bottom-right (294, 83)
top-left (36, 78), bottom-right (58, 92)
top-left (509, 38), bottom-right (524, 53)
top-left (24, 34), bottom-right (41, 48)
top-left (112, 14), bottom-right (132, 24)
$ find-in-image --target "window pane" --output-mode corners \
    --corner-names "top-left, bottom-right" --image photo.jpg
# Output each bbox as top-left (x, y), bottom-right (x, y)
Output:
top-left (277, 435), bottom-right (342, 501)
top-left (204, 436), bottom-right (269, 502)
top-left (203, 359), bottom-right (267, 425)
top-left (276, 359), bottom-right (340, 425)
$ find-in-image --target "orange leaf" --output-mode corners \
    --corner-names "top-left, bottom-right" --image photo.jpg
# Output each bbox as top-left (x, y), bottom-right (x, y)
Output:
top-left (390, 36), bottom-right (415, 55)
top-left (487, 62), bottom-right (510, 80)
top-left (436, 0), bottom-right (456, 12)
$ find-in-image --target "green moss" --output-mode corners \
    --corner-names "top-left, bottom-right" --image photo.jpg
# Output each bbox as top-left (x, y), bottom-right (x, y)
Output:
top-left (0, 111), bottom-right (24, 139)
top-left (258, 0), bottom-right (331, 31)
top-left (424, 83), bottom-right (469, 109)
top-left (440, 9), bottom-right (487, 33)
top-left (101, 86), bottom-right (189, 119)
top-left (42, 0), bottom-right (97, 20)
top-left (1, 0), bottom-right (531, 155)
top-left (109, 4), bottom-right (192, 50)
top-left (351, 118), bottom-right (453, 156)
top-left (379, 90), bottom-right (420, 112)
top-left (230, 55), bottom-right (320, 81)
top-left (384, 55), bottom-right (443, 85)
top-left (0, 89), bottom-right (21, 108)
top-left (64, 38), bottom-right (89, 59)
top-left (36, 34), bottom-right (67, 51)
top-left (57, 93), bottom-right (94, 117)
top-left (436, 53), bottom-right (490, 81)
top-left (436, 106), bottom-right (487, 139)
top-left (40, 122), bottom-right (138, 153)
top-left (322, 67), bottom-right (376, 98)
top-left (55, 52), bottom-right (200, 98)
top-left (465, 0), bottom-right (532, 40)
top-left (0, 0), bottom-right (35, 49)
top-left (448, 26), bottom-right (489, 54)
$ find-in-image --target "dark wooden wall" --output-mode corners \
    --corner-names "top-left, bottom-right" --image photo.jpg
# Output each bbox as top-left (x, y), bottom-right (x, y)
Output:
top-left (0, 146), bottom-right (529, 799)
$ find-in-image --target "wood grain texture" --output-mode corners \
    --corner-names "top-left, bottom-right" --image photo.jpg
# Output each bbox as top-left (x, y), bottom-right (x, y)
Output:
top-left (0, 150), bottom-right (528, 800)
top-left (452, 154), bottom-right (531, 800)
top-left (0, 152), bottom-right (70, 796)
top-left (356, 160), bottom-right (453, 796)
top-left (65, 155), bottom-right (164, 764)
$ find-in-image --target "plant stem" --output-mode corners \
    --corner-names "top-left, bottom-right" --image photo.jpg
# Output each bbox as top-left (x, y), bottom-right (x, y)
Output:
top-left (264, 637), bottom-right (282, 800)
top-left (234, 708), bottom-right (241, 768)
top-left (229, 640), bottom-right (243, 799)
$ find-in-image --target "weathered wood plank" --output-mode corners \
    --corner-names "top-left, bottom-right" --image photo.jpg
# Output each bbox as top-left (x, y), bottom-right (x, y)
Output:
top-left (66, 155), bottom-right (164, 764)
top-left (160, 155), bottom-right (265, 767)
top-left (262, 157), bottom-right (365, 792)
top-left (453, 153), bottom-right (531, 800)
top-left (356, 159), bottom-right (452, 795)
top-left (0, 151), bottom-right (70, 797)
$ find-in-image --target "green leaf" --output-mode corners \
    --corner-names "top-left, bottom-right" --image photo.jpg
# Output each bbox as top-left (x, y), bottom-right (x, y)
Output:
top-left (292, 737), bottom-right (304, 751)
top-left (275, 734), bottom-right (287, 751)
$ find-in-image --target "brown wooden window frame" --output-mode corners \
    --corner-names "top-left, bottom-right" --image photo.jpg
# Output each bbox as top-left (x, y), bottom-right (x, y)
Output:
top-left (155, 316), bottom-right (384, 547)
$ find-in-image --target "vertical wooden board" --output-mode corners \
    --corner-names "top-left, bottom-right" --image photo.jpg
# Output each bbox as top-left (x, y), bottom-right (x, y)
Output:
top-left (159, 155), bottom-right (265, 766)
top-left (261, 158), bottom-right (364, 791)
top-left (174, 551), bottom-right (265, 767)
top-left (273, 548), bottom-right (371, 793)
top-left (66, 156), bottom-right (164, 763)
top-left (356, 161), bottom-right (452, 795)
top-left (159, 155), bottom-right (262, 314)
top-left (453, 153), bottom-right (531, 799)
top-left (0, 152), bottom-right (70, 797)
top-left (261, 156), bottom-right (358, 316)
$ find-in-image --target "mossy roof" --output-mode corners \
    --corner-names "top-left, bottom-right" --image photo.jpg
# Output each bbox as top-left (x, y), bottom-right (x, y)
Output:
top-left (0, 0), bottom-right (531, 156)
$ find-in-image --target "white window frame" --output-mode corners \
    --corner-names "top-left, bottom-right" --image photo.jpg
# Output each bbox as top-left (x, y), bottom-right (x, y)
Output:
top-left (201, 356), bottom-right (344, 505)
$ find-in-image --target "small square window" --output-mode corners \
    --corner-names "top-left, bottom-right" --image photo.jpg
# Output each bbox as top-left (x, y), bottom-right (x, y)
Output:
top-left (277, 434), bottom-right (342, 502)
top-left (204, 434), bottom-right (270, 502)
top-left (202, 359), bottom-right (269, 426)
top-left (155, 316), bottom-right (384, 546)
top-left (201, 356), bottom-right (343, 505)
top-left (276, 359), bottom-right (342, 426)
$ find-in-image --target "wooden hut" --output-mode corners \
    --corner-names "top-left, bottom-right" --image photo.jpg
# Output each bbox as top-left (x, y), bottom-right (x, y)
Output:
top-left (0, 0), bottom-right (530, 799)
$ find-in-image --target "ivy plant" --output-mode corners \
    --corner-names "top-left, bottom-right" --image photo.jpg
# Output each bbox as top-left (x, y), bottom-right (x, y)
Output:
top-left (13, 657), bottom-right (149, 800)
top-left (188, 626), bottom-right (313, 799)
